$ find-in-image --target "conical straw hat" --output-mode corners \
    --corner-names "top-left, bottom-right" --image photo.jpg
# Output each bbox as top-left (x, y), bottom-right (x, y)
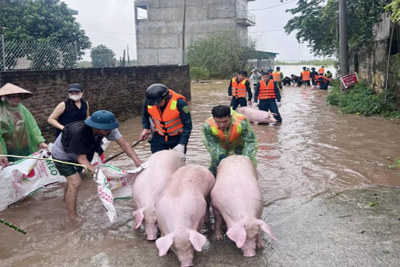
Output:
top-left (0, 83), bottom-right (33, 99)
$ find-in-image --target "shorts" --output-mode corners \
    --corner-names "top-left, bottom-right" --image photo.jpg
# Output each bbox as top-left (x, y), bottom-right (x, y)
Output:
top-left (54, 159), bottom-right (83, 177)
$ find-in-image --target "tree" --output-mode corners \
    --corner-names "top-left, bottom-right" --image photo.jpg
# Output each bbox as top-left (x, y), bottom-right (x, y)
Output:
top-left (0, 0), bottom-right (91, 69)
top-left (90, 45), bottom-right (116, 68)
top-left (186, 33), bottom-right (256, 78)
top-left (386, 0), bottom-right (400, 21)
top-left (283, 0), bottom-right (391, 56)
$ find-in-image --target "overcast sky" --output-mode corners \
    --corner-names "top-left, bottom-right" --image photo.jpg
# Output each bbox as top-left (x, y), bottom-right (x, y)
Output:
top-left (61, 0), bottom-right (320, 62)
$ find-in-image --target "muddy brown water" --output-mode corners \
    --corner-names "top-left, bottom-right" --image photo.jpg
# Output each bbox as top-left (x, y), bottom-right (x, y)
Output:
top-left (1, 81), bottom-right (399, 267)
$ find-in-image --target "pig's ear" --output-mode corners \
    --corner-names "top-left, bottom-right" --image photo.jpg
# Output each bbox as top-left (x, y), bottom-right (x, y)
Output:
top-left (227, 223), bottom-right (246, 248)
top-left (257, 219), bottom-right (277, 241)
top-left (132, 208), bottom-right (144, 229)
top-left (156, 233), bottom-right (174, 256)
top-left (188, 230), bottom-right (207, 252)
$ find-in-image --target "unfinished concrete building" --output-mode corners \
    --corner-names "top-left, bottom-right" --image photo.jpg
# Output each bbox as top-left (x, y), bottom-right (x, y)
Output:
top-left (134, 0), bottom-right (258, 65)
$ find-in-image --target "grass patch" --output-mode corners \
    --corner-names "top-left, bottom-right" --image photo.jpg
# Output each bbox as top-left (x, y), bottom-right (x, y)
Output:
top-left (190, 66), bottom-right (210, 80)
top-left (327, 81), bottom-right (400, 118)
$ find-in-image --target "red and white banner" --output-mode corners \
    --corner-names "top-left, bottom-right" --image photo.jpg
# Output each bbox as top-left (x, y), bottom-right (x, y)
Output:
top-left (340, 73), bottom-right (359, 89)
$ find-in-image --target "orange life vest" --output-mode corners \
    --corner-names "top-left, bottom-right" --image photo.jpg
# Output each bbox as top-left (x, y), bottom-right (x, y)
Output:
top-left (206, 111), bottom-right (246, 149)
top-left (231, 77), bottom-right (248, 98)
top-left (301, 71), bottom-right (311, 81)
top-left (316, 75), bottom-right (330, 84)
top-left (272, 71), bottom-right (281, 82)
top-left (318, 68), bottom-right (325, 75)
top-left (258, 80), bottom-right (276, 100)
top-left (147, 89), bottom-right (185, 140)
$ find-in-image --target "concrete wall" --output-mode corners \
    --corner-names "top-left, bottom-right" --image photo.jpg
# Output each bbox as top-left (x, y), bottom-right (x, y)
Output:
top-left (135, 0), bottom-right (252, 65)
top-left (0, 65), bottom-right (191, 141)
top-left (350, 14), bottom-right (390, 90)
top-left (351, 40), bottom-right (387, 90)
top-left (350, 14), bottom-right (400, 103)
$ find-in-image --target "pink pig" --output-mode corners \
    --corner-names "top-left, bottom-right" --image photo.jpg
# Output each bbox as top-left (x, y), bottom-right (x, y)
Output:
top-left (155, 165), bottom-right (215, 267)
top-left (132, 150), bottom-right (185, 240)
top-left (237, 106), bottom-right (276, 125)
top-left (211, 155), bottom-right (277, 257)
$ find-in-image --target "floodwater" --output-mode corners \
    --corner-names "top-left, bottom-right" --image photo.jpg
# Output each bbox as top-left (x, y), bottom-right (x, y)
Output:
top-left (1, 80), bottom-right (400, 267)
top-left (278, 65), bottom-right (337, 79)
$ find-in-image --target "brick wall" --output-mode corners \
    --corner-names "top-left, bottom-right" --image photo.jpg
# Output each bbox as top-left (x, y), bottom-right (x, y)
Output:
top-left (0, 65), bottom-right (191, 141)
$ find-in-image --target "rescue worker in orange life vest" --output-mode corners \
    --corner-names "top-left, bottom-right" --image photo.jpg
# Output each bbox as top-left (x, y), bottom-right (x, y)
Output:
top-left (254, 72), bottom-right (282, 123)
top-left (318, 66), bottom-right (325, 75)
top-left (140, 84), bottom-right (192, 156)
top-left (300, 66), bottom-right (311, 86)
top-left (316, 75), bottom-right (330, 90)
top-left (202, 105), bottom-right (257, 176)
top-left (272, 66), bottom-right (284, 90)
top-left (228, 70), bottom-right (252, 110)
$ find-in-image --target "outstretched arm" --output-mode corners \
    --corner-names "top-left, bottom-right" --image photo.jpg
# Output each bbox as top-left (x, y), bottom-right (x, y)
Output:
top-left (115, 136), bottom-right (142, 167)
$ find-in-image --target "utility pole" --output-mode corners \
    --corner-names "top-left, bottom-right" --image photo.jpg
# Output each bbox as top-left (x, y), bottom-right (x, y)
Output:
top-left (339, 0), bottom-right (349, 91)
top-left (182, 0), bottom-right (187, 65)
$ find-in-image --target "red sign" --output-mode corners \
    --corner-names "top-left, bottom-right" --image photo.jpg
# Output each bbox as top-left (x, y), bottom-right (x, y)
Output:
top-left (340, 73), bottom-right (359, 89)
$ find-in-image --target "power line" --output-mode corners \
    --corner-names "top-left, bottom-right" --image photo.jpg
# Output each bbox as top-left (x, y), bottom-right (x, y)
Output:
top-left (215, 0), bottom-right (297, 13)
top-left (247, 0), bottom-right (297, 12)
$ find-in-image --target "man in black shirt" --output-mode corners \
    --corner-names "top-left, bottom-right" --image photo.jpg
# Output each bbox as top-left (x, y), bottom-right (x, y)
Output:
top-left (52, 110), bottom-right (142, 222)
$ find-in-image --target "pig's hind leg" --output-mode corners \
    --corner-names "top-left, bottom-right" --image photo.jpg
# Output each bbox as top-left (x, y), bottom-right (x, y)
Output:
top-left (256, 233), bottom-right (264, 249)
top-left (212, 206), bottom-right (225, 241)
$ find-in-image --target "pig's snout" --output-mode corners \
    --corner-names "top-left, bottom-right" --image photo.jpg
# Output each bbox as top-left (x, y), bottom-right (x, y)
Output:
top-left (243, 251), bottom-right (256, 257)
top-left (146, 235), bottom-right (157, 241)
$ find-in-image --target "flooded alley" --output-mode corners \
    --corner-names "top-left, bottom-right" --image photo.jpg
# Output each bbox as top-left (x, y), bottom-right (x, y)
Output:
top-left (1, 81), bottom-right (400, 267)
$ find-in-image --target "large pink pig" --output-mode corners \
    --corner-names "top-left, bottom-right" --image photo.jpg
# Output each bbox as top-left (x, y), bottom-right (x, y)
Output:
top-left (237, 106), bottom-right (277, 125)
top-left (211, 155), bottom-right (277, 257)
top-left (155, 165), bottom-right (215, 267)
top-left (132, 150), bottom-right (185, 240)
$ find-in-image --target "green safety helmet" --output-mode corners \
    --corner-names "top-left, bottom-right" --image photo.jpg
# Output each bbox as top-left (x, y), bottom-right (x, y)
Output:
top-left (85, 110), bottom-right (119, 130)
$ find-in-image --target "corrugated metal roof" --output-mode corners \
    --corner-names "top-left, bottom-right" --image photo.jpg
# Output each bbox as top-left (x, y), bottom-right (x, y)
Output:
top-left (250, 50), bottom-right (278, 59)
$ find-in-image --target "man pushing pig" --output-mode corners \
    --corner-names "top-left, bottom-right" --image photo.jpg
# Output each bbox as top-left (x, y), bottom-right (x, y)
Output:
top-left (254, 72), bottom-right (282, 123)
top-left (202, 105), bottom-right (257, 176)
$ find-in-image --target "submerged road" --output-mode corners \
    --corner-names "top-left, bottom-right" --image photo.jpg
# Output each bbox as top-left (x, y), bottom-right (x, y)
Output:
top-left (1, 81), bottom-right (399, 266)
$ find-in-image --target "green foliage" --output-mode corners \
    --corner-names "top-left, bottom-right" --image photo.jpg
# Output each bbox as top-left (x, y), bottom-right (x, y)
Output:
top-left (90, 45), bottom-right (115, 68)
top-left (190, 67), bottom-right (209, 80)
top-left (283, 0), bottom-right (391, 56)
top-left (284, 0), bottom-right (338, 56)
top-left (186, 33), bottom-right (256, 78)
top-left (0, 0), bottom-right (91, 67)
top-left (327, 81), bottom-right (400, 117)
top-left (386, 1), bottom-right (400, 21)
top-left (388, 157), bottom-right (400, 169)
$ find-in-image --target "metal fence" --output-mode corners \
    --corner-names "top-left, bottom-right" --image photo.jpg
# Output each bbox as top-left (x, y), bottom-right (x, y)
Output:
top-left (0, 35), bottom-right (78, 71)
